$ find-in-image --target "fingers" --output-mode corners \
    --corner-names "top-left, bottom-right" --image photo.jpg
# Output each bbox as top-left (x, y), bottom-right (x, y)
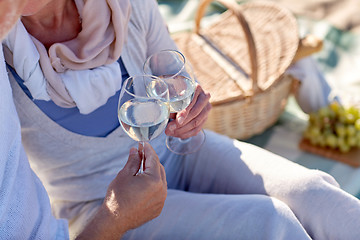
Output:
top-left (142, 144), bottom-right (167, 187)
top-left (171, 111), bottom-right (209, 138)
top-left (169, 89), bottom-right (211, 138)
top-left (123, 147), bottom-right (141, 176)
top-left (122, 143), bottom-right (163, 179)
top-left (174, 85), bottom-right (200, 125)
top-left (142, 143), bottom-right (162, 177)
top-left (159, 163), bottom-right (167, 187)
top-left (165, 85), bottom-right (211, 137)
top-left (103, 144), bottom-right (167, 234)
top-left (176, 85), bottom-right (211, 126)
top-left (142, 142), bottom-right (157, 170)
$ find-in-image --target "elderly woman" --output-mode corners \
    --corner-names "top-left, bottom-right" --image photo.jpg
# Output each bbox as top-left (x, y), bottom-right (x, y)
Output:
top-left (1, 0), bottom-right (168, 239)
top-left (3, 0), bottom-right (360, 239)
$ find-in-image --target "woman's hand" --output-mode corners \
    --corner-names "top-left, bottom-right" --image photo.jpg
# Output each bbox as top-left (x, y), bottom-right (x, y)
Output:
top-left (165, 84), bottom-right (211, 139)
top-left (77, 143), bottom-right (167, 239)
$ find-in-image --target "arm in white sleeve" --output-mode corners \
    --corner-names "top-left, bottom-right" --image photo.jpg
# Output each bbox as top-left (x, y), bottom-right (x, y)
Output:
top-left (143, 0), bottom-right (179, 57)
top-left (286, 56), bottom-right (335, 113)
top-left (0, 46), bottom-right (69, 239)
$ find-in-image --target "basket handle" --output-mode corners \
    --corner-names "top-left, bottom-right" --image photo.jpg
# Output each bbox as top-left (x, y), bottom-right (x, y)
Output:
top-left (194, 0), bottom-right (259, 93)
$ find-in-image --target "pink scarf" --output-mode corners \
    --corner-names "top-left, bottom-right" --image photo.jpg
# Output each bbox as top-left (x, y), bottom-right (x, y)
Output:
top-left (32, 0), bottom-right (131, 108)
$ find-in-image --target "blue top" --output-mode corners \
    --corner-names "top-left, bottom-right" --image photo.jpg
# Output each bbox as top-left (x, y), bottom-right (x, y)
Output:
top-left (9, 58), bottom-right (129, 137)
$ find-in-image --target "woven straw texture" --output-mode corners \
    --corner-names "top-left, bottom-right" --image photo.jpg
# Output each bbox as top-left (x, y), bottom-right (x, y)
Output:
top-left (172, 0), bottom-right (299, 139)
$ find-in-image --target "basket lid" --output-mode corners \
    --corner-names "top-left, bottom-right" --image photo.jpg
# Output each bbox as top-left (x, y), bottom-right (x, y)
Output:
top-left (173, 0), bottom-right (299, 105)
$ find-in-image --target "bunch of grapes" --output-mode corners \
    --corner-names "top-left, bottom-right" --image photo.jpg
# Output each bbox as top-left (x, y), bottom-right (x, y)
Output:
top-left (303, 101), bottom-right (360, 153)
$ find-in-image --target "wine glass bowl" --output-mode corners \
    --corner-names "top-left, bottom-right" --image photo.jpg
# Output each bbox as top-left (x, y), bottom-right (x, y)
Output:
top-left (143, 50), bottom-right (205, 155)
top-left (143, 50), bottom-right (187, 80)
top-left (165, 75), bottom-right (196, 113)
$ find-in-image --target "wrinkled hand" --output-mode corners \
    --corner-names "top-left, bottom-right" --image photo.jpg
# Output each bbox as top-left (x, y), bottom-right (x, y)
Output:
top-left (77, 143), bottom-right (167, 240)
top-left (165, 84), bottom-right (211, 139)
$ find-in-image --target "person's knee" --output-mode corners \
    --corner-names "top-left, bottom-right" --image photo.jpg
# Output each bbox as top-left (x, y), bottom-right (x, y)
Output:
top-left (247, 197), bottom-right (309, 239)
top-left (310, 169), bottom-right (339, 187)
top-left (284, 170), bottom-right (340, 210)
top-left (298, 169), bottom-right (340, 193)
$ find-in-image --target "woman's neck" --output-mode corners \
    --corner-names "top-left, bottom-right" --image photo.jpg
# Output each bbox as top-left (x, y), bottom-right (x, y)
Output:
top-left (21, 0), bottom-right (81, 49)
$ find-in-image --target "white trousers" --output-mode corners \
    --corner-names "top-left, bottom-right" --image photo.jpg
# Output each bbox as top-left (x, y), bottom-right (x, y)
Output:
top-left (122, 130), bottom-right (360, 240)
top-left (69, 130), bottom-right (360, 240)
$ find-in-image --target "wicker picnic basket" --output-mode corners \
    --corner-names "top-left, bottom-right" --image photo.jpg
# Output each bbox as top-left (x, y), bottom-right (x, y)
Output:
top-left (172, 0), bottom-right (300, 139)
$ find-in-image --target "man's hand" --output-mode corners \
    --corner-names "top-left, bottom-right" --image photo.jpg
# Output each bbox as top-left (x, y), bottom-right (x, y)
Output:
top-left (77, 143), bottom-right (167, 239)
top-left (165, 84), bottom-right (211, 139)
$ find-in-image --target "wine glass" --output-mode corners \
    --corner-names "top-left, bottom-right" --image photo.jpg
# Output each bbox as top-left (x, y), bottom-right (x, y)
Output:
top-left (118, 75), bottom-right (170, 174)
top-left (143, 49), bottom-right (205, 155)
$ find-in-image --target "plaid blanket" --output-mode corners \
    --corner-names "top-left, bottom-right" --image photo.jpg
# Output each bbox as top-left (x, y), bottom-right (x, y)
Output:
top-left (158, 0), bottom-right (360, 199)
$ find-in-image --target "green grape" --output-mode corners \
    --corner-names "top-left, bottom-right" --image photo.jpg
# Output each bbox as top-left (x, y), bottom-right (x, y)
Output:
top-left (329, 110), bottom-right (336, 119)
top-left (309, 135), bottom-right (323, 146)
top-left (319, 106), bottom-right (331, 118)
top-left (335, 123), bottom-right (346, 137)
top-left (347, 106), bottom-right (360, 119)
top-left (305, 102), bottom-right (360, 151)
top-left (355, 119), bottom-right (360, 131)
top-left (338, 137), bottom-right (350, 153)
top-left (336, 106), bottom-right (347, 123)
top-left (347, 136), bottom-right (357, 147)
top-left (309, 126), bottom-right (321, 137)
top-left (325, 134), bottom-right (337, 148)
top-left (339, 143), bottom-right (351, 153)
top-left (322, 117), bottom-right (332, 129)
top-left (346, 125), bottom-right (357, 136)
top-left (345, 113), bottom-right (356, 124)
top-left (329, 101), bottom-right (341, 114)
top-left (309, 113), bottom-right (322, 128)
top-left (338, 114), bottom-right (347, 124)
top-left (337, 137), bottom-right (345, 146)
top-left (356, 131), bottom-right (360, 148)
top-left (322, 127), bottom-right (333, 137)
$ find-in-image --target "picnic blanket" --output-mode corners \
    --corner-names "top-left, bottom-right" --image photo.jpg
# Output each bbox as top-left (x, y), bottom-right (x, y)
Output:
top-left (158, 0), bottom-right (360, 199)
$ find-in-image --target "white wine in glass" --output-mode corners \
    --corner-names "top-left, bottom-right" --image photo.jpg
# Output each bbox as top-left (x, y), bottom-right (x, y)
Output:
top-left (118, 75), bottom-right (170, 174)
top-left (143, 49), bottom-right (205, 155)
top-left (166, 75), bottom-right (196, 113)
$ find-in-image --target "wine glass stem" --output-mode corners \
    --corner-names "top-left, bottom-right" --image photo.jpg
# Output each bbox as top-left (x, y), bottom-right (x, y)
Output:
top-left (138, 141), bottom-right (145, 175)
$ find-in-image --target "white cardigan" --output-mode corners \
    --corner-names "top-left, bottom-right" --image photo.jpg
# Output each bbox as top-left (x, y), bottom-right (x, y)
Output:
top-left (0, 46), bottom-right (69, 239)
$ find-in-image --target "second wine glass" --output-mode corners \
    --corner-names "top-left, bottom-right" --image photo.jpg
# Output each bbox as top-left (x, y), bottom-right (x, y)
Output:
top-left (143, 49), bottom-right (205, 155)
